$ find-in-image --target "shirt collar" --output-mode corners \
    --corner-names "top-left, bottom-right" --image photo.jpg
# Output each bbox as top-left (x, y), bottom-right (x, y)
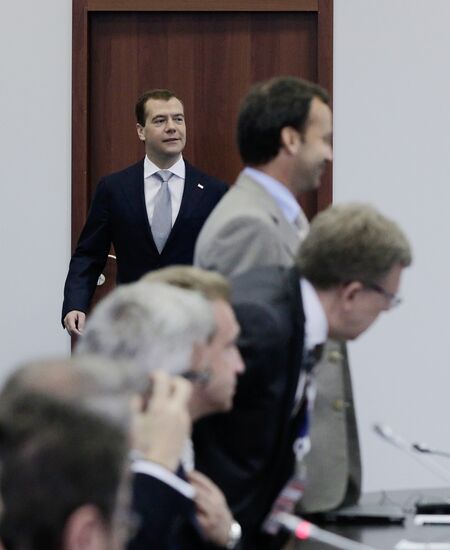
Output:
top-left (243, 166), bottom-right (301, 224)
top-left (144, 155), bottom-right (185, 180)
top-left (300, 278), bottom-right (328, 350)
top-left (181, 438), bottom-right (194, 472)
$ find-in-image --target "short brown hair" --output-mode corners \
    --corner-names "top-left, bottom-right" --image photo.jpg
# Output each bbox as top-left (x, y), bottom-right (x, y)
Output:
top-left (296, 203), bottom-right (412, 288)
top-left (142, 266), bottom-right (230, 302)
top-left (237, 76), bottom-right (329, 165)
top-left (135, 89), bottom-right (183, 126)
top-left (0, 392), bottom-right (127, 550)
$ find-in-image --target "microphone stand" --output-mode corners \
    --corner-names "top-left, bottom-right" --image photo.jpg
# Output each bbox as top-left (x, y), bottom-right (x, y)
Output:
top-left (373, 423), bottom-right (450, 485)
top-left (413, 442), bottom-right (450, 460)
top-left (373, 423), bottom-right (450, 513)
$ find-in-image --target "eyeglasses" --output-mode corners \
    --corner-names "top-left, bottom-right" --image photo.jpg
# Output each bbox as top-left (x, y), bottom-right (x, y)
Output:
top-left (364, 282), bottom-right (402, 308)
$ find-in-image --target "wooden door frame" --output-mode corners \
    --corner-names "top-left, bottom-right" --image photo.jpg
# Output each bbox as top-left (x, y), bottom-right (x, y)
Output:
top-left (72, 0), bottom-right (333, 252)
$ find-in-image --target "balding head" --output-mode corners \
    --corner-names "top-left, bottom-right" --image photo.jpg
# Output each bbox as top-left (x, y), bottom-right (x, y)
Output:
top-left (1, 355), bottom-right (134, 428)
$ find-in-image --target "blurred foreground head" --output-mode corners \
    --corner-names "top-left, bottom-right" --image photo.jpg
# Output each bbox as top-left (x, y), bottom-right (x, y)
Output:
top-left (1, 355), bottom-right (134, 429)
top-left (76, 281), bottom-right (215, 379)
top-left (142, 267), bottom-right (245, 415)
top-left (0, 392), bottom-right (129, 550)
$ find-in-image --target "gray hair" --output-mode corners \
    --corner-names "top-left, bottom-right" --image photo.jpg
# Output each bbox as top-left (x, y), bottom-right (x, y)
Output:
top-left (76, 281), bottom-right (215, 378)
top-left (296, 203), bottom-right (412, 289)
top-left (1, 355), bottom-right (134, 429)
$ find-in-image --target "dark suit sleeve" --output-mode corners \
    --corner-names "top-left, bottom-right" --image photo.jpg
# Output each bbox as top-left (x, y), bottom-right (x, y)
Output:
top-left (128, 472), bottom-right (195, 550)
top-left (207, 176), bottom-right (228, 198)
top-left (61, 178), bottom-right (112, 324)
top-left (129, 472), bottom-right (226, 550)
top-left (194, 300), bottom-right (291, 538)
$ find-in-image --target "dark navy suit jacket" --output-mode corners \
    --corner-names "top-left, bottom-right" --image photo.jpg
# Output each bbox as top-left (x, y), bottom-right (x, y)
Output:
top-left (193, 266), bottom-right (306, 549)
top-left (129, 471), bottom-right (225, 550)
top-left (62, 159), bottom-right (227, 321)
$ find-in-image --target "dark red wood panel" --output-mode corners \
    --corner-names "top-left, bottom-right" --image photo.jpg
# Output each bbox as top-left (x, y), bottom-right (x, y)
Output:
top-left (87, 0), bottom-right (319, 12)
top-left (89, 11), bottom-right (318, 191)
top-left (71, 0), bottom-right (333, 327)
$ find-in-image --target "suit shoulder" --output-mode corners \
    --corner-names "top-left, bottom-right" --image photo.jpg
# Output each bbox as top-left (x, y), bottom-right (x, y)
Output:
top-left (231, 266), bottom-right (297, 337)
top-left (206, 181), bottom-right (274, 218)
top-left (199, 207), bottom-right (283, 249)
top-left (99, 160), bottom-right (143, 186)
top-left (185, 161), bottom-right (228, 195)
top-left (231, 265), bottom-right (289, 300)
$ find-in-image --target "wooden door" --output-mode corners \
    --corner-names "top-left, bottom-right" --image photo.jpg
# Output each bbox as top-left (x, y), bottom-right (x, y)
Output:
top-left (72, 0), bottom-right (333, 305)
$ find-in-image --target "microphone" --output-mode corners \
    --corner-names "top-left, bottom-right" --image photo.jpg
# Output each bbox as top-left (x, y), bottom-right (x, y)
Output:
top-left (374, 423), bottom-right (450, 516)
top-left (412, 442), bottom-right (450, 460)
top-left (373, 423), bottom-right (450, 485)
top-left (275, 512), bottom-right (378, 550)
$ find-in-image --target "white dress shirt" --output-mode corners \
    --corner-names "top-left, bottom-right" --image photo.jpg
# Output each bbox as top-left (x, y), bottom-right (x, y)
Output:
top-left (131, 458), bottom-right (195, 499)
top-left (130, 437), bottom-right (196, 500)
top-left (300, 278), bottom-right (328, 352)
top-left (144, 155), bottom-right (186, 226)
top-left (292, 278), bottom-right (328, 418)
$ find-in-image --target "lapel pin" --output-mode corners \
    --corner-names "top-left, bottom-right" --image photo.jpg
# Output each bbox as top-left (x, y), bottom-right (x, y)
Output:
top-left (197, 183), bottom-right (204, 189)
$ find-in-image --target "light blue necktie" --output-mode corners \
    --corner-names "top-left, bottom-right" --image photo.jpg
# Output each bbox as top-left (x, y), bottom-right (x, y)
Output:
top-left (151, 170), bottom-right (173, 253)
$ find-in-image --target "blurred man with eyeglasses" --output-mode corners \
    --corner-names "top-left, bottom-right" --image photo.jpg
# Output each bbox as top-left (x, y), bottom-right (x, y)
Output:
top-left (193, 203), bottom-right (412, 548)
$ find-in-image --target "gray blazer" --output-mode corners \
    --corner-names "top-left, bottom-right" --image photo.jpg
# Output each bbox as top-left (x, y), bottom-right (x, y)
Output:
top-left (194, 172), bottom-right (300, 275)
top-left (195, 170), bottom-right (361, 513)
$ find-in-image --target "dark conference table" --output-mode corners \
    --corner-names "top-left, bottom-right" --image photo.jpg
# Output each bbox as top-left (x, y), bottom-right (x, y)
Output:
top-left (288, 488), bottom-right (450, 549)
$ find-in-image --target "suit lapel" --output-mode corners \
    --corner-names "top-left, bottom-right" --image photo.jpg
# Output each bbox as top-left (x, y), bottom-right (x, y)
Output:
top-left (284, 267), bottom-right (306, 410)
top-left (172, 161), bottom-right (205, 228)
top-left (120, 159), bottom-right (159, 251)
top-left (237, 174), bottom-right (301, 260)
top-left (176, 464), bottom-right (207, 542)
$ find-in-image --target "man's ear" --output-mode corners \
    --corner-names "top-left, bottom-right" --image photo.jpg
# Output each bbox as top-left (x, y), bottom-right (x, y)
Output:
top-left (340, 281), bottom-right (364, 310)
top-left (136, 123), bottom-right (145, 141)
top-left (280, 126), bottom-right (301, 155)
top-left (62, 504), bottom-right (107, 550)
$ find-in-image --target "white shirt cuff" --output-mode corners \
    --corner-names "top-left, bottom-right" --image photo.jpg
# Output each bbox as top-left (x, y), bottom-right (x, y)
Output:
top-left (131, 459), bottom-right (196, 499)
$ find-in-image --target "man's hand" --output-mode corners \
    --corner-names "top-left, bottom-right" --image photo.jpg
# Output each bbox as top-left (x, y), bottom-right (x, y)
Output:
top-left (64, 310), bottom-right (86, 335)
top-left (131, 371), bottom-right (192, 472)
top-left (188, 469), bottom-right (234, 547)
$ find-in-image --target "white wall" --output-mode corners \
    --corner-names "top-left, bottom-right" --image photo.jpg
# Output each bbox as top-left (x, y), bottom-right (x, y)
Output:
top-left (1, 0), bottom-right (449, 494)
top-left (334, 0), bottom-right (450, 492)
top-left (0, 0), bottom-right (72, 382)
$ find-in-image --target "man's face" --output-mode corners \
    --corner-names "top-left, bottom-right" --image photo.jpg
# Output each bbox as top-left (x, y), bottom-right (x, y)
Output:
top-left (199, 300), bottom-right (245, 413)
top-left (136, 97), bottom-right (186, 167)
top-left (292, 97), bottom-right (333, 193)
top-left (330, 264), bottom-right (404, 341)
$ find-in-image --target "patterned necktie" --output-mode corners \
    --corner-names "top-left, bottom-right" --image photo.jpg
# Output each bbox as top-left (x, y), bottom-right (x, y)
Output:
top-left (151, 170), bottom-right (173, 253)
top-left (303, 343), bottom-right (324, 373)
top-left (263, 343), bottom-right (324, 535)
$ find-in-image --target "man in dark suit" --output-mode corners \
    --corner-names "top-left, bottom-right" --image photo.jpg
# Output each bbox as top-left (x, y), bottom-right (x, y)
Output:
top-left (193, 203), bottom-right (413, 548)
top-left (77, 278), bottom-right (245, 549)
top-left (63, 88), bottom-right (228, 335)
